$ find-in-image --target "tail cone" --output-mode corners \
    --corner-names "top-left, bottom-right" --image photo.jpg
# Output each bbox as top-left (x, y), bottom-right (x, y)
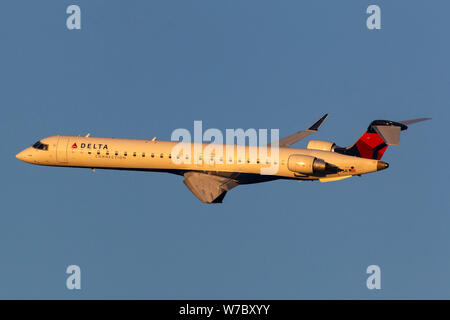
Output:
top-left (377, 161), bottom-right (389, 171)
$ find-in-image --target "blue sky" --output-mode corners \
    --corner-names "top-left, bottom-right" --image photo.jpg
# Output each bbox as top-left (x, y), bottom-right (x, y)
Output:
top-left (1, 0), bottom-right (449, 299)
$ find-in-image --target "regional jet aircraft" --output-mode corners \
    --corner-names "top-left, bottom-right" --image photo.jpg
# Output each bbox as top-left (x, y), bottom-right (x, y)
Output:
top-left (16, 115), bottom-right (430, 203)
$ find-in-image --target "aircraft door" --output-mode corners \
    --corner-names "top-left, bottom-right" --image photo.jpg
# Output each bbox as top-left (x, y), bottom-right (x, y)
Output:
top-left (56, 136), bottom-right (69, 163)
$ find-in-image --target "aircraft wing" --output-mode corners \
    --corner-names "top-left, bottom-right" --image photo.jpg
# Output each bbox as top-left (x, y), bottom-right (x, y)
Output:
top-left (183, 172), bottom-right (238, 203)
top-left (276, 114), bottom-right (328, 148)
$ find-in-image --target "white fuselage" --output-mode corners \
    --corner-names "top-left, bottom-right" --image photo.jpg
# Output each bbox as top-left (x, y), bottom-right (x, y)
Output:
top-left (16, 135), bottom-right (383, 180)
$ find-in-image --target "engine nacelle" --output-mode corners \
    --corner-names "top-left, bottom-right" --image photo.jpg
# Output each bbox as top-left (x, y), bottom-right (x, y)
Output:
top-left (287, 154), bottom-right (327, 175)
top-left (307, 140), bottom-right (337, 152)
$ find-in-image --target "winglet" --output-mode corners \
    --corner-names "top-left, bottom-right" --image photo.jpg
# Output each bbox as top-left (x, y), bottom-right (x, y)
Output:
top-left (276, 113), bottom-right (329, 148)
top-left (308, 114), bottom-right (328, 131)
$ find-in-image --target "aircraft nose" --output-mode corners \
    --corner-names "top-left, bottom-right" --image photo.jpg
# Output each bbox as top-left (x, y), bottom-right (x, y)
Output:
top-left (16, 150), bottom-right (25, 161)
top-left (16, 148), bottom-right (32, 162)
top-left (377, 161), bottom-right (389, 171)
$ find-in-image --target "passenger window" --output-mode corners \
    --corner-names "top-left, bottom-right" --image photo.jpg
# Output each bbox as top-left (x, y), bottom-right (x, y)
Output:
top-left (124, 152), bottom-right (127, 156)
top-left (115, 151), bottom-right (118, 156)
top-left (133, 152), bottom-right (136, 157)
top-left (168, 154), bottom-right (172, 159)
top-left (106, 151), bottom-right (109, 156)
top-left (161, 153), bottom-right (164, 158)
top-left (151, 153), bottom-right (154, 158)
top-left (142, 153), bottom-right (145, 157)
top-left (97, 151), bottom-right (100, 155)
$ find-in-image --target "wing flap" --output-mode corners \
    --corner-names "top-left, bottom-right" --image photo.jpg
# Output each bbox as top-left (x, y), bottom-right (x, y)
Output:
top-left (183, 172), bottom-right (238, 203)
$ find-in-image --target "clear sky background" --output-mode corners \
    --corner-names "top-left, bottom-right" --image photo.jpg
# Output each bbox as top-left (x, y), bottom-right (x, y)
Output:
top-left (1, 0), bottom-right (449, 299)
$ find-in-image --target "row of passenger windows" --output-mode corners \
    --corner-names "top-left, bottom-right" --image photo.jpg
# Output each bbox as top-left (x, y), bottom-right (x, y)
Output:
top-left (87, 150), bottom-right (169, 158)
top-left (86, 149), bottom-right (280, 164)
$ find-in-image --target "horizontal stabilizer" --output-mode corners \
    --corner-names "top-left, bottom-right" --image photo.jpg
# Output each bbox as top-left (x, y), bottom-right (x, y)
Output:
top-left (399, 117), bottom-right (432, 125)
top-left (373, 118), bottom-right (432, 145)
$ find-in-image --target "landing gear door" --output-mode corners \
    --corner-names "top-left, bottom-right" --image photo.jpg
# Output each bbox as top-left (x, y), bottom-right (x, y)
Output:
top-left (56, 136), bottom-right (69, 163)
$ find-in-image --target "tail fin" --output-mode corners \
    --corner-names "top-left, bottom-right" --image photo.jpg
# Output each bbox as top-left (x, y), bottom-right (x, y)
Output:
top-left (337, 118), bottom-right (431, 160)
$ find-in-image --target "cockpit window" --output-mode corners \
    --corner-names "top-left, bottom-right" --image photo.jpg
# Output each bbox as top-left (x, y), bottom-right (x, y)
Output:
top-left (32, 141), bottom-right (48, 151)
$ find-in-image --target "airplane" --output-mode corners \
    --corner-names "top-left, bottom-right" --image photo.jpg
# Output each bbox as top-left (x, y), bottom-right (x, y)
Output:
top-left (16, 115), bottom-right (430, 203)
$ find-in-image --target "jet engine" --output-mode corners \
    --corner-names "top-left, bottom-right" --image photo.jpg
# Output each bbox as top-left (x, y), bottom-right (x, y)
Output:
top-left (287, 154), bottom-right (328, 175)
top-left (306, 140), bottom-right (338, 152)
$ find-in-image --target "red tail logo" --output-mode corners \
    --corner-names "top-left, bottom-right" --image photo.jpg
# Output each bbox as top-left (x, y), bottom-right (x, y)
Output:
top-left (355, 132), bottom-right (387, 160)
top-left (72, 143), bottom-right (77, 149)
